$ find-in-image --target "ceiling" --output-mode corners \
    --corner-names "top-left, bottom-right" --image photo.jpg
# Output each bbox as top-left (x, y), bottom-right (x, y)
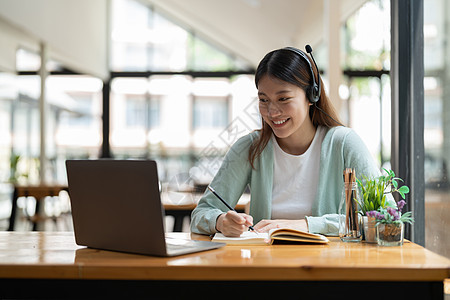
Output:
top-left (0, 0), bottom-right (367, 78)
top-left (0, 0), bottom-right (109, 79)
top-left (143, 0), bottom-right (368, 67)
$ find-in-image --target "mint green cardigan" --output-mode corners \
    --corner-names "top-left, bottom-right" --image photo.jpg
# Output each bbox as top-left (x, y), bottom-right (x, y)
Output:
top-left (190, 126), bottom-right (381, 236)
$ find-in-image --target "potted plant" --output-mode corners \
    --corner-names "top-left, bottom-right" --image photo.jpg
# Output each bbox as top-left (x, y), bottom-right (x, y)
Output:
top-left (356, 169), bottom-right (410, 243)
top-left (367, 200), bottom-right (414, 246)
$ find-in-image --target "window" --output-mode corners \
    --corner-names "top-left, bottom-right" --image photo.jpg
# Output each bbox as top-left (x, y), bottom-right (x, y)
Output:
top-left (60, 94), bottom-right (95, 128)
top-left (187, 35), bottom-right (236, 71)
top-left (110, 0), bottom-right (251, 72)
top-left (126, 95), bottom-right (147, 128)
top-left (424, 0), bottom-right (450, 258)
top-left (193, 96), bottom-right (229, 129)
top-left (341, 0), bottom-right (390, 167)
top-left (343, 0), bottom-right (390, 70)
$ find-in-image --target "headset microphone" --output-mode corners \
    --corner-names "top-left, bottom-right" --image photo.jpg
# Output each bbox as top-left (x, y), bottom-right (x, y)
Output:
top-left (305, 44), bottom-right (321, 103)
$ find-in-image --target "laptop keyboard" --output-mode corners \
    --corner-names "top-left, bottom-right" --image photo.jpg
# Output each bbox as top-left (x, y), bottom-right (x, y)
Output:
top-left (164, 237), bottom-right (225, 256)
top-left (165, 238), bottom-right (199, 250)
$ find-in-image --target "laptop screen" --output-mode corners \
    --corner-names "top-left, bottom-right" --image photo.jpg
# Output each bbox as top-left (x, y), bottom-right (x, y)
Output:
top-left (66, 160), bottom-right (167, 256)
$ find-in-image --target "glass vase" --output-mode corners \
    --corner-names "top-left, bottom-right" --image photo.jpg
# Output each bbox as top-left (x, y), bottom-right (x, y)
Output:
top-left (339, 182), bottom-right (362, 242)
top-left (376, 222), bottom-right (404, 246)
top-left (363, 216), bottom-right (377, 243)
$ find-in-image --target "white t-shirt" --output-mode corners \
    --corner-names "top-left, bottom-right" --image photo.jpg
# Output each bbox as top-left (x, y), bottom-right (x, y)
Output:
top-left (271, 126), bottom-right (326, 219)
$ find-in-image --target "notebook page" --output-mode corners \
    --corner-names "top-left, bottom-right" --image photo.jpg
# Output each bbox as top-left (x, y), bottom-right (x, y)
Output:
top-left (212, 231), bottom-right (270, 244)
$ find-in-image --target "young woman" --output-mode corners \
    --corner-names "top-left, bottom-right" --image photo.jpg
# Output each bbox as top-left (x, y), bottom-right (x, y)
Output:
top-left (190, 46), bottom-right (381, 237)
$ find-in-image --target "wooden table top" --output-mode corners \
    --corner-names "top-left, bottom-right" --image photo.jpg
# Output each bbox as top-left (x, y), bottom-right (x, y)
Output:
top-left (0, 232), bottom-right (449, 281)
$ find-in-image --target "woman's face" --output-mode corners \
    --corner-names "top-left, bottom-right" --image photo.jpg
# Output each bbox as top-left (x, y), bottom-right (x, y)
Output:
top-left (258, 75), bottom-right (312, 141)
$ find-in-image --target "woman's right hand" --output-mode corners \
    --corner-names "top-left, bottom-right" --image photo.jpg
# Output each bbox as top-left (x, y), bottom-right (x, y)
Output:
top-left (215, 211), bottom-right (254, 237)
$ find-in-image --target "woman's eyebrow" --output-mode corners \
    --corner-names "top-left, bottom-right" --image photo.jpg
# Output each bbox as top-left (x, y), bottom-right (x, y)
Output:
top-left (258, 90), bottom-right (292, 96)
top-left (275, 90), bottom-right (292, 94)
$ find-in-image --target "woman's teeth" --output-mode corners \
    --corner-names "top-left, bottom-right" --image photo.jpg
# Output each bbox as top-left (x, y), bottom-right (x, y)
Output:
top-left (273, 119), bottom-right (288, 125)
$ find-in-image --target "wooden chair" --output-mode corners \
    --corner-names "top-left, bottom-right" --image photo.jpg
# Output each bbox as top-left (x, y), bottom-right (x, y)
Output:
top-left (8, 184), bottom-right (68, 231)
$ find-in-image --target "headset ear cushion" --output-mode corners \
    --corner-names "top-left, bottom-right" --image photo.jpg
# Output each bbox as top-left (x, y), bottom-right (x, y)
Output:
top-left (307, 86), bottom-right (319, 103)
top-left (312, 86), bottom-right (320, 103)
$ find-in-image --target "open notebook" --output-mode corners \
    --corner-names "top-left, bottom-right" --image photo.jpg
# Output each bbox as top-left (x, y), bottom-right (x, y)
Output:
top-left (212, 228), bottom-right (329, 245)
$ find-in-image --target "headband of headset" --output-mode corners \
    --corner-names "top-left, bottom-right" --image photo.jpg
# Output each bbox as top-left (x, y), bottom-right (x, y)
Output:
top-left (283, 46), bottom-right (321, 103)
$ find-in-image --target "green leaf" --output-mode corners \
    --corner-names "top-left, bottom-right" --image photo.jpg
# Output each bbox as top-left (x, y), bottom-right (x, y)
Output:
top-left (402, 211), bottom-right (412, 218)
top-left (392, 179), bottom-right (398, 189)
top-left (398, 186), bottom-right (410, 194)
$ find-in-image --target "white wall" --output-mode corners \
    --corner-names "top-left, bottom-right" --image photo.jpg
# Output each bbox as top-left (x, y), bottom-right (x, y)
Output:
top-left (0, 16), bottom-right (37, 72)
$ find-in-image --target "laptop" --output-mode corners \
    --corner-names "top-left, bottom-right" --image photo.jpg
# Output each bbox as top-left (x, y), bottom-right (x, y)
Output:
top-left (65, 159), bottom-right (225, 257)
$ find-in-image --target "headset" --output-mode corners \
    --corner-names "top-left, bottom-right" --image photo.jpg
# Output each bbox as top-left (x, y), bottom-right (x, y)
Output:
top-left (283, 45), bottom-right (321, 103)
top-left (283, 45), bottom-right (344, 127)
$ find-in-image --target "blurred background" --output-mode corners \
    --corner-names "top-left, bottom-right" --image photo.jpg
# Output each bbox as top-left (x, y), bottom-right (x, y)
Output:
top-left (0, 0), bottom-right (448, 259)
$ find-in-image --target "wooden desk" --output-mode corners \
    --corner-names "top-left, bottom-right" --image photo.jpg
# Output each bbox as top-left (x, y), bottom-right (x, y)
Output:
top-left (0, 232), bottom-right (448, 299)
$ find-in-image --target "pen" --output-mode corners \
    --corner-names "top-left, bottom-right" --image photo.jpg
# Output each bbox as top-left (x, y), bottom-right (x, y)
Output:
top-left (207, 186), bottom-right (256, 232)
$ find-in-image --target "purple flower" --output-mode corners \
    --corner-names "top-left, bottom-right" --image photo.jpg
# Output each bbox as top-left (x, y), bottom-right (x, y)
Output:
top-left (397, 200), bottom-right (406, 212)
top-left (387, 207), bottom-right (395, 215)
top-left (366, 210), bottom-right (377, 218)
top-left (367, 210), bottom-right (385, 220)
top-left (387, 207), bottom-right (400, 220)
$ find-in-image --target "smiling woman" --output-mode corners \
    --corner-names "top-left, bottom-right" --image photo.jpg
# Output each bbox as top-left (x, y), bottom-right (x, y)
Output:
top-left (249, 47), bottom-right (342, 168)
top-left (257, 75), bottom-right (314, 155)
top-left (191, 46), bottom-right (381, 238)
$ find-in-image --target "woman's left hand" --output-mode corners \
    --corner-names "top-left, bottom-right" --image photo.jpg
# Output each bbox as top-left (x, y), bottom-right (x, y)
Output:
top-left (253, 219), bottom-right (309, 233)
